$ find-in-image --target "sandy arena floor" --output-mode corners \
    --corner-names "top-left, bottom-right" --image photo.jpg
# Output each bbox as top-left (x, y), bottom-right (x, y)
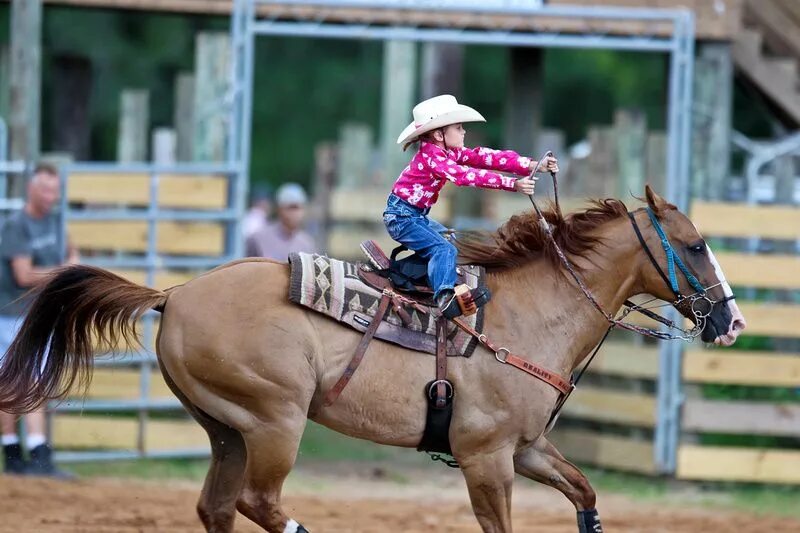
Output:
top-left (1, 465), bottom-right (798, 532)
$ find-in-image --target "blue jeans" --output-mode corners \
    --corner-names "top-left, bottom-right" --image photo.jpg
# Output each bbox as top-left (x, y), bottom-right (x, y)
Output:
top-left (383, 194), bottom-right (457, 299)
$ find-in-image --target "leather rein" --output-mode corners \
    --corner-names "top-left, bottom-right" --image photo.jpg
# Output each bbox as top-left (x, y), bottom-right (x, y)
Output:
top-left (451, 153), bottom-right (735, 406)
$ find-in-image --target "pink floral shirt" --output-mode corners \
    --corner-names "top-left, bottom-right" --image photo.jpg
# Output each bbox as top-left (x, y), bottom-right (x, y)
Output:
top-left (391, 141), bottom-right (534, 209)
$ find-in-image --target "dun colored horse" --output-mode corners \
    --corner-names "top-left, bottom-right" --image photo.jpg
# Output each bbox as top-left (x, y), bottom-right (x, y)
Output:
top-left (0, 186), bottom-right (745, 533)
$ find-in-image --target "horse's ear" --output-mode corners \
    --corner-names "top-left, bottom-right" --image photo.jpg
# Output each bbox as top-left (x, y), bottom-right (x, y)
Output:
top-left (644, 184), bottom-right (666, 213)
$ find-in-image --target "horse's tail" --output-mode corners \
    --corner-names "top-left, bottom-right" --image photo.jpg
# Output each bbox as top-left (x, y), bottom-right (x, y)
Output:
top-left (0, 265), bottom-right (169, 413)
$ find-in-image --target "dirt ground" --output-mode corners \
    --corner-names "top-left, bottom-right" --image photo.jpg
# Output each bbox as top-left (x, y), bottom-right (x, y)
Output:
top-left (1, 464), bottom-right (799, 533)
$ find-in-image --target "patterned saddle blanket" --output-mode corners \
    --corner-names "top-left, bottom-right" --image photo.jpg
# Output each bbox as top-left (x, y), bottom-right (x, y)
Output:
top-left (288, 253), bottom-right (485, 357)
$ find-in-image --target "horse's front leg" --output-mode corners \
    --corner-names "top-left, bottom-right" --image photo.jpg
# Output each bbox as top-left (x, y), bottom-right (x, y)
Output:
top-left (457, 444), bottom-right (516, 533)
top-left (513, 437), bottom-right (603, 533)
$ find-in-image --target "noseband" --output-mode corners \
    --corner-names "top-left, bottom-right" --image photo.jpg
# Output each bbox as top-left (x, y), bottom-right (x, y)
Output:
top-left (626, 207), bottom-right (735, 339)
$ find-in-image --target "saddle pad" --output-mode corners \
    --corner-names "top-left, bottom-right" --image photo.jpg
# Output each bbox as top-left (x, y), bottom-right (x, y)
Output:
top-left (288, 253), bottom-right (485, 357)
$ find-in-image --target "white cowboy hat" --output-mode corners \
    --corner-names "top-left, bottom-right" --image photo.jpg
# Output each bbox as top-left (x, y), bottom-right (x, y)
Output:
top-left (396, 94), bottom-right (485, 145)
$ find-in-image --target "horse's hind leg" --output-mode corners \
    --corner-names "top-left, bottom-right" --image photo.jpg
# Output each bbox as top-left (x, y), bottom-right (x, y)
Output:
top-left (514, 437), bottom-right (602, 533)
top-left (159, 361), bottom-right (247, 533)
top-left (236, 405), bottom-right (311, 532)
top-left (195, 412), bottom-right (248, 532)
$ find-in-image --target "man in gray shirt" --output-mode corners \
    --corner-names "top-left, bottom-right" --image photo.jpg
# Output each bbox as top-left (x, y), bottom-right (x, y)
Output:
top-left (246, 183), bottom-right (317, 260)
top-left (0, 164), bottom-right (76, 477)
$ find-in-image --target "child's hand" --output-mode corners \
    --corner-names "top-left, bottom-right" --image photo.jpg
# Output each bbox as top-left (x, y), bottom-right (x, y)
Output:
top-left (515, 176), bottom-right (537, 196)
top-left (536, 155), bottom-right (559, 173)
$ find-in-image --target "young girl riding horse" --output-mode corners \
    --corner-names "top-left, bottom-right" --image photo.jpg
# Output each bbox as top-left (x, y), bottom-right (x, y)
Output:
top-left (384, 94), bottom-right (559, 318)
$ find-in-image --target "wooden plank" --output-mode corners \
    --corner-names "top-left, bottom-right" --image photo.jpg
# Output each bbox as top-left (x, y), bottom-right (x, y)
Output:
top-left (646, 132), bottom-right (667, 195)
top-left (549, 428), bottom-right (656, 474)
top-left (489, 196), bottom-right (595, 225)
top-left (54, 415), bottom-right (137, 449)
top-left (336, 123), bottom-right (373, 189)
top-left (67, 367), bottom-right (173, 400)
top-left (732, 36), bottom-right (800, 125)
top-left (36, 0), bottom-right (741, 39)
top-left (53, 415), bottom-right (209, 452)
top-left (710, 252), bottom-right (800, 290)
top-left (683, 349), bottom-right (800, 386)
top-left (68, 173), bottom-right (228, 209)
top-left (68, 221), bottom-right (225, 255)
top-left (585, 342), bottom-right (659, 380)
top-left (381, 40), bottom-right (416, 184)
top-left (677, 445), bottom-right (800, 484)
top-left (614, 108), bottom-right (647, 199)
top-left (151, 128), bottom-right (176, 165)
top-left (736, 302), bottom-right (800, 338)
top-left (562, 386), bottom-right (657, 428)
top-left (174, 72), bottom-right (195, 162)
top-left (42, 0), bottom-right (232, 14)
top-left (110, 269), bottom-right (195, 290)
top-left (328, 229), bottom-right (397, 261)
top-left (504, 47), bottom-right (543, 158)
top-left (777, 0), bottom-right (800, 25)
top-left (117, 89), bottom-right (149, 162)
top-left (692, 44), bottom-right (733, 201)
top-left (8, 0), bottom-right (42, 198)
top-left (683, 398), bottom-right (800, 437)
top-left (193, 32), bottom-right (230, 162)
top-left (330, 189), bottom-right (451, 222)
top-left (745, 0), bottom-right (800, 59)
top-left (691, 201), bottom-right (800, 239)
top-left (586, 127), bottom-right (617, 198)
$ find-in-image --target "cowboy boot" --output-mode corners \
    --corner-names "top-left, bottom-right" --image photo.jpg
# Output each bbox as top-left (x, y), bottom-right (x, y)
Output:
top-left (3, 443), bottom-right (27, 475)
top-left (27, 443), bottom-right (73, 479)
top-left (437, 284), bottom-right (491, 319)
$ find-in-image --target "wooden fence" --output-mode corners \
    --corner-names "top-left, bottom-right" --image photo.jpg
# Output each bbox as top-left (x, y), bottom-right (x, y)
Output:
top-left (54, 170), bottom-right (231, 456)
top-left (675, 201), bottom-right (800, 484)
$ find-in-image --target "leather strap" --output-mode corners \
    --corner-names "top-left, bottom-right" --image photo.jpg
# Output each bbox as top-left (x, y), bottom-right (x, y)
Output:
top-left (434, 316), bottom-right (448, 408)
top-left (451, 317), bottom-right (572, 395)
top-left (627, 212), bottom-right (679, 298)
top-left (324, 292), bottom-right (392, 406)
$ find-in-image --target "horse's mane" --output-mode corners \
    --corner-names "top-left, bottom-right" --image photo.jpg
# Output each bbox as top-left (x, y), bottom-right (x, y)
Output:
top-left (456, 198), bottom-right (639, 272)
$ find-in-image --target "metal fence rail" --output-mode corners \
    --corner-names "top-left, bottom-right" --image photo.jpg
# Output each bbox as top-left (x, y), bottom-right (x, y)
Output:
top-left (51, 162), bottom-right (241, 463)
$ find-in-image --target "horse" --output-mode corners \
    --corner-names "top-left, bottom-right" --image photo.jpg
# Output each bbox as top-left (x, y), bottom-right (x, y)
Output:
top-left (0, 186), bottom-right (745, 533)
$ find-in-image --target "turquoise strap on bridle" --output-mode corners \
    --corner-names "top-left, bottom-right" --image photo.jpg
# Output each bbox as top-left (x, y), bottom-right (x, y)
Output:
top-left (645, 208), bottom-right (705, 294)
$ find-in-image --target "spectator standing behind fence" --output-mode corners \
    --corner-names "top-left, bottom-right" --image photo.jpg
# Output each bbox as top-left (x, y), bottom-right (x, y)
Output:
top-left (241, 184), bottom-right (272, 239)
top-left (245, 183), bottom-right (317, 260)
top-left (0, 164), bottom-right (76, 477)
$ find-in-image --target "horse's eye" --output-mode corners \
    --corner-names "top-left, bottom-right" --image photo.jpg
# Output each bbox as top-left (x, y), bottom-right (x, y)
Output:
top-left (688, 244), bottom-right (705, 254)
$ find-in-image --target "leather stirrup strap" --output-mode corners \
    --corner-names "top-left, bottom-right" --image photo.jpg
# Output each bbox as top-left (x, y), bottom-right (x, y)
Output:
top-left (434, 316), bottom-right (448, 408)
top-left (324, 292), bottom-right (392, 406)
top-left (450, 317), bottom-right (572, 395)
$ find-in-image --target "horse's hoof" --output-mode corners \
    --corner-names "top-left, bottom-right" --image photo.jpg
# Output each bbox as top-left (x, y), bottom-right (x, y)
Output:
top-left (577, 509), bottom-right (602, 533)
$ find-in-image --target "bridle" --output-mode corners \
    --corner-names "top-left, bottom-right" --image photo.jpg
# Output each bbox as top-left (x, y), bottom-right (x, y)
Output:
top-left (526, 152), bottom-right (733, 343)
top-left (624, 207), bottom-right (735, 341)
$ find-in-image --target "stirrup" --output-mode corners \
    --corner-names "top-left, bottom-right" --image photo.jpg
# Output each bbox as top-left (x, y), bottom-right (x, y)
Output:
top-left (440, 285), bottom-right (491, 318)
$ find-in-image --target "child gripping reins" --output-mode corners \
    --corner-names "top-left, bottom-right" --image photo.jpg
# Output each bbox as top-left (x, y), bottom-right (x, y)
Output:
top-left (384, 94), bottom-right (558, 318)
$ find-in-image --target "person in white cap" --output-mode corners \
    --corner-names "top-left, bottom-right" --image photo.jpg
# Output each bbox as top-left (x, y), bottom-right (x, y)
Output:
top-left (384, 94), bottom-right (558, 318)
top-left (245, 183), bottom-right (317, 261)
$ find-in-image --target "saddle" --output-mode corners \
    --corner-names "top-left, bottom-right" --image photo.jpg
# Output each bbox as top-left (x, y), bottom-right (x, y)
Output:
top-left (287, 242), bottom-right (489, 456)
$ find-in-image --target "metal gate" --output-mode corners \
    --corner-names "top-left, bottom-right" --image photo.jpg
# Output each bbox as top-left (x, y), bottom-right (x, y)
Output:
top-left (228, 0), bottom-right (696, 474)
top-left (52, 162), bottom-right (242, 462)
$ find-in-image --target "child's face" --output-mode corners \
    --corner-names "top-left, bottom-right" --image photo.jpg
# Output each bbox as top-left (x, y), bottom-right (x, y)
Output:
top-left (442, 123), bottom-right (466, 149)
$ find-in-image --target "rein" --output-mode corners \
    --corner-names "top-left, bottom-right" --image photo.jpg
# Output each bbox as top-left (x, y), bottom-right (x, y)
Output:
top-left (526, 153), bottom-right (720, 342)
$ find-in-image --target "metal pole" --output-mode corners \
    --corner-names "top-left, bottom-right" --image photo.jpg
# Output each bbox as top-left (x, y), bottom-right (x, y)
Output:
top-left (228, 0), bottom-right (255, 258)
top-left (137, 167), bottom-right (160, 456)
top-left (654, 9), bottom-right (694, 476)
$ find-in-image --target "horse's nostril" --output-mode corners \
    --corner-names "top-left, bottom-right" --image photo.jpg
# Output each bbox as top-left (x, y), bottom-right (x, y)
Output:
top-left (732, 318), bottom-right (746, 332)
